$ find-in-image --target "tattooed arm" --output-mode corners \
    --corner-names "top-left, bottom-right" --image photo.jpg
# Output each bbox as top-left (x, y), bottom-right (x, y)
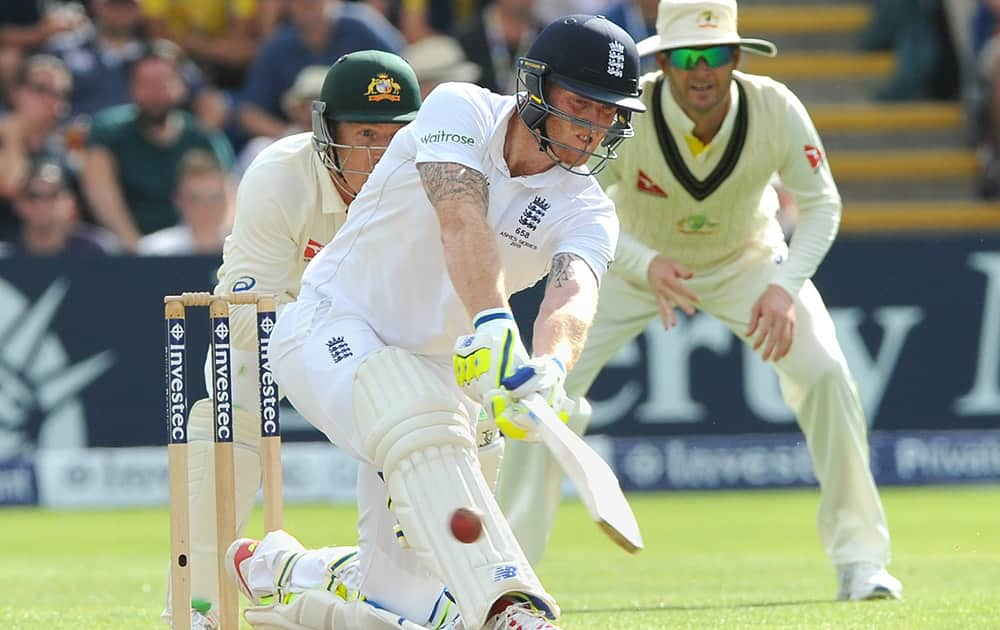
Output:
top-left (532, 252), bottom-right (600, 369)
top-left (418, 161), bottom-right (508, 318)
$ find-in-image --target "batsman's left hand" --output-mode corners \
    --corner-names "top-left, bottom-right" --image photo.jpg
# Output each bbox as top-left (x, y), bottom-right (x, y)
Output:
top-left (746, 284), bottom-right (795, 362)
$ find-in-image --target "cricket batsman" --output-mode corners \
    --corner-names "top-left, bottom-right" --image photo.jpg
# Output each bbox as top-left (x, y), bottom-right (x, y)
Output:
top-left (222, 14), bottom-right (646, 630)
top-left (163, 51), bottom-right (423, 629)
top-left (499, 0), bottom-right (904, 603)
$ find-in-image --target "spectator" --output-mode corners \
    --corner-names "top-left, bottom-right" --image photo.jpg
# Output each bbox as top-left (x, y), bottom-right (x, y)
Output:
top-left (532, 0), bottom-right (606, 25)
top-left (973, 0), bottom-right (1000, 196)
top-left (453, 0), bottom-right (540, 94)
top-left (602, 0), bottom-right (659, 72)
top-left (238, 0), bottom-right (403, 139)
top-left (47, 5), bottom-right (232, 134)
top-left (45, 0), bottom-right (146, 117)
top-left (81, 41), bottom-right (234, 252)
top-left (0, 54), bottom-right (75, 240)
top-left (2, 159), bottom-right (117, 256)
top-left (234, 64), bottom-right (327, 175)
top-left (140, 0), bottom-right (271, 89)
top-left (0, 44), bottom-right (24, 112)
top-left (396, 0), bottom-right (481, 43)
top-left (138, 149), bottom-right (231, 255)
top-left (403, 33), bottom-right (479, 96)
top-left (343, 0), bottom-right (407, 50)
top-left (858, 0), bottom-right (958, 101)
top-left (0, 1), bottom-right (85, 53)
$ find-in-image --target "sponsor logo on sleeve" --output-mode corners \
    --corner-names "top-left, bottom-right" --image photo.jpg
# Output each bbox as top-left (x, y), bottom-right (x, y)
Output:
top-left (232, 276), bottom-right (256, 292)
top-left (303, 239), bottom-right (324, 261)
top-left (419, 130), bottom-right (476, 145)
top-left (804, 145), bottom-right (824, 170)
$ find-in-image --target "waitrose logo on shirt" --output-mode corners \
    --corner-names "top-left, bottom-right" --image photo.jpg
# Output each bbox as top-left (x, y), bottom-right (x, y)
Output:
top-left (420, 130), bottom-right (476, 145)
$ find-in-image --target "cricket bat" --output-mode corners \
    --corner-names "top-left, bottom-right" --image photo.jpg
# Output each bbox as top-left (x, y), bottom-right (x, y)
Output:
top-left (521, 393), bottom-right (643, 553)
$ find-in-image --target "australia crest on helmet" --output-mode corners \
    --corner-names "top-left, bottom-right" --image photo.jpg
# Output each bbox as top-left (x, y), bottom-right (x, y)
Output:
top-left (366, 73), bottom-right (402, 102)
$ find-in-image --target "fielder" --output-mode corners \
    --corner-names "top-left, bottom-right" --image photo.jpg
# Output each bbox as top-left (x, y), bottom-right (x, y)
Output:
top-left (233, 15), bottom-right (646, 630)
top-left (499, 0), bottom-right (904, 602)
top-left (163, 51), bottom-right (422, 630)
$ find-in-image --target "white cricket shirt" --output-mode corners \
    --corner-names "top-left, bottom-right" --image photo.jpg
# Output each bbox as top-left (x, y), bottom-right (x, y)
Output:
top-left (216, 132), bottom-right (349, 349)
top-left (299, 82), bottom-right (619, 357)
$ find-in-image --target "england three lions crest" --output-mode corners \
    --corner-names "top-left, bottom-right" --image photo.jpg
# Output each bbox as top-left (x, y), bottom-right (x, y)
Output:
top-left (607, 41), bottom-right (625, 78)
top-left (366, 73), bottom-right (402, 102)
top-left (519, 196), bottom-right (550, 231)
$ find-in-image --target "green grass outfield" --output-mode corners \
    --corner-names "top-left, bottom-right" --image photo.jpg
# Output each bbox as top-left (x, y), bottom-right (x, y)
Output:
top-left (2, 486), bottom-right (997, 629)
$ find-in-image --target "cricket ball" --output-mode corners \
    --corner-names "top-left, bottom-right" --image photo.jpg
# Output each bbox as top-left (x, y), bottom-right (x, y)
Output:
top-left (450, 506), bottom-right (484, 543)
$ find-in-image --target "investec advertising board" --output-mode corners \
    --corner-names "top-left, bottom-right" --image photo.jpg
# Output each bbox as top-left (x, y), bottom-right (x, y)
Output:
top-left (0, 236), bottom-right (997, 506)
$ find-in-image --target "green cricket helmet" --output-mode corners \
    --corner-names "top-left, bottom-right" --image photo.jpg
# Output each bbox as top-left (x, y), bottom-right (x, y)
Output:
top-left (311, 50), bottom-right (421, 182)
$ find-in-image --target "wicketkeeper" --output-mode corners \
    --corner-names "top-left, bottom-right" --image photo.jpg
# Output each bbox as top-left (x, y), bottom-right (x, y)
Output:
top-left (162, 51), bottom-right (422, 629)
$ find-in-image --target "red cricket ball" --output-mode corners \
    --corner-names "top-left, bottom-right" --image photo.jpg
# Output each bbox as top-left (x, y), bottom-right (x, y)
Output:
top-left (450, 506), bottom-right (484, 543)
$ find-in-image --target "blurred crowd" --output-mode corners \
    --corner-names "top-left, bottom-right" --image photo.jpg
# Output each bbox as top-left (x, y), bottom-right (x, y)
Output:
top-left (0, 0), bottom-right (667, 257)
top-left (862, 0), bottom-right (1000, 198)
top-left (3, 0), bottom-right (998, 259)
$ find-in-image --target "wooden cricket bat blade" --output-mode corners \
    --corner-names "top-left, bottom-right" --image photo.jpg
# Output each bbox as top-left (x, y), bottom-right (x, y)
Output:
top-left (522, 395), bottom-right (643, 553)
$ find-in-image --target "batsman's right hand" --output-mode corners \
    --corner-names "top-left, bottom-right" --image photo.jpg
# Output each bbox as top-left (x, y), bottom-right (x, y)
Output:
top-left (494, 356), bottom-right (575, 441)
top-left (453, 308), bottom-right (529, 421)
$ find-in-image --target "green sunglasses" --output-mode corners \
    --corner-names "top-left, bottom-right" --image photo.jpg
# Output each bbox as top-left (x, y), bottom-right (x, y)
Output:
top-left (667, 46), bottom-right (736, 70)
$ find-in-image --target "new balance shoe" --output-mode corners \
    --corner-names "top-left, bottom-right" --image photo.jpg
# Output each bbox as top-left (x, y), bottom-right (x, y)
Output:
top-left (486, 600), bottom-right (560, 630)
top-left (159, 598), bottom-right (218, 629)
top-left (190, 606), bottom-right (218, 630)
top-left (836, 562), bottom-right (903, 601)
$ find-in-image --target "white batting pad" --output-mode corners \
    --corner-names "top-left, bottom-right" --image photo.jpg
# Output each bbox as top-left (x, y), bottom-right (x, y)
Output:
top-left (354, 347), bottom-right (559, 629)
top-left (243, 591), bottom-right (426, 630)
top-left (476, 416), bottom-right (505, 492)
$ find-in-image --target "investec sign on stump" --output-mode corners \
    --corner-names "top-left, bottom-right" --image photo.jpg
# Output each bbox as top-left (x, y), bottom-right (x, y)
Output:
top-left (163, 292), bottom-right (283, 630)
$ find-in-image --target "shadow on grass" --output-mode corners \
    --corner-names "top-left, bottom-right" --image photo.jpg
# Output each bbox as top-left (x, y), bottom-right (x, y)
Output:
top-left (564, 599), bottom-right (834, 614)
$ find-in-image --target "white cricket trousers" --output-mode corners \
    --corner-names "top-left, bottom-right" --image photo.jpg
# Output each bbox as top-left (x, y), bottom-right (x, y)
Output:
top-left (499, 246), bottom-right (892, 569)
top-left (267, 296), bottom-right (469, 626)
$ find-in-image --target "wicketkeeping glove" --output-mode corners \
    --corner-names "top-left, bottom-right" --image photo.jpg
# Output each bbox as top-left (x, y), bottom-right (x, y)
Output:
top-left (453, 308), bottom-right (530, 421)
top-left (494, 355), bottom-right (574, 441)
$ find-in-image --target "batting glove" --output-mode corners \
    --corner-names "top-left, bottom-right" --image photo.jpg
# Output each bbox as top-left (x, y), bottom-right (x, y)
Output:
top-left (494, 355), bottom-right (574, 441)
top-left (453, 308), bottom-right (530, 422)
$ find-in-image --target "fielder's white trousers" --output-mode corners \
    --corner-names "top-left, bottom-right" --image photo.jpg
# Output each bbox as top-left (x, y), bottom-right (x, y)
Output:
top-left (500, 246), bottom-right (892, 569)
top-left (267, 296), bottom-right (472, 626)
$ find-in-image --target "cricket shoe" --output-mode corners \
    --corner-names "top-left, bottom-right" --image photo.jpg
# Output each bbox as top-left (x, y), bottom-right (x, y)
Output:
top-left (190, 606), bottom-right (219, 630)
top-left (836, 562), bottom-right (903, 601)
top-left (159, 598), bottom-right (217, 629)
top-left (484, 599), bottom-right (560, 630)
